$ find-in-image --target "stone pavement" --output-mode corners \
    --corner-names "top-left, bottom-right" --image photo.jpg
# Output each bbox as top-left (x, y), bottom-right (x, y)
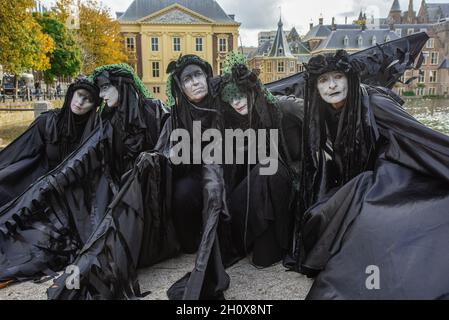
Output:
top-left (0, 254), bottom-right (313, 300)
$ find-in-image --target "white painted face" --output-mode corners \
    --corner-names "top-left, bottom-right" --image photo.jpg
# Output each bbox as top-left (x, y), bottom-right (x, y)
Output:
top-left (230, 96), bottom-right (248, 115)
top-left (180, 65), bottom-right (208, 103)
top-left (99, 83), bottom-right (119, 107)
top-left (317, 71), bottom-right (348, 106)
top-left (70, 89), bottom-right (95, 115)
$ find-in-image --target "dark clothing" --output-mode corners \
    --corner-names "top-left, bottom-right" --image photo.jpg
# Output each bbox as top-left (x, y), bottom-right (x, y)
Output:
top-left (301, 88), bottom-right (449, 299)
top-left (0, 109), bottom-right (96, 207)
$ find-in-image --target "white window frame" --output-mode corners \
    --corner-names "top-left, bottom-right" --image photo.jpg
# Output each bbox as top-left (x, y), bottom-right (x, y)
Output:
top-left (266, 62), bottom-right (272, 73)
top-left (151, 37), bottom-right (159, 52)
top-left (426, 38), bottom-right (435, 49)
top-left (395, 28), bottom-right (402, 37)
top-left (430, 52), bottom-right (439, 65)
top-left (277, 61), bottom-right (285, 73)
top-left (195, 37), bottom-right (203, 52)
top-left (219, 38), bottom-right (227, 53)
top-left (418, 70), bottom-right (425, 83)
top-left (289, 61), bottom-right (295, 72)
top-left (357, 36), bottom-right (363, 46)
top-left (173, 37), bottom-right (181, 52)
top-left (428, 87), bottom-right (436, 95)
top-left (126, 37), bottom-right (135, 52)
top-left (152, 61), bottom-right (160, 78)
top-left (429, 70), bottom-right (438, 83)
top-left (407, 28), bottom-right (414, 35)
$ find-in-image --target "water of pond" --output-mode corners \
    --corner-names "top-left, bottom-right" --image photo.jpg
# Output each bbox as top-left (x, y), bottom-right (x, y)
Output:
top-left (405, 105), bottom-right (449, 135)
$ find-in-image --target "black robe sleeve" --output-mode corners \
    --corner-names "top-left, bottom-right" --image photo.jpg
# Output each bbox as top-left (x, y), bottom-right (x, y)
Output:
top-left (0, 114), bottom-right (52, 207)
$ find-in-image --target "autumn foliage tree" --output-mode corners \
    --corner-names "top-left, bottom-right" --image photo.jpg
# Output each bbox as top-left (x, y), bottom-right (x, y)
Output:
top-left (34, 13), bottom-right (82, 84)
top-left (54, 0), bottom-right (127, 74)
top-left (0, 0), bottom-right (55, 76)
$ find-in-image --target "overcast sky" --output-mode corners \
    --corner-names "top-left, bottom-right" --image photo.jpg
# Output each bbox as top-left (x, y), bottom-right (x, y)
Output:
top-left (42, 0), bottom-right (449, 46)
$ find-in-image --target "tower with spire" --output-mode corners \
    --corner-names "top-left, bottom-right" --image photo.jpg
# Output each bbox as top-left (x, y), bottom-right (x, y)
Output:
top-left (388, 0), bottom-right (402, 24)
top-left (268, 16), bottom-right (294, 57)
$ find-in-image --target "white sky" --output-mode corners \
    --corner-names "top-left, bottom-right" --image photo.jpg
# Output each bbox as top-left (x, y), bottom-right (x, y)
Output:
top-left (41, 0), bottom-right (449, 47)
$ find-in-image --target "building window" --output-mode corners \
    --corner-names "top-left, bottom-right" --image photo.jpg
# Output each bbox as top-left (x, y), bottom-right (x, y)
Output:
top-left (152, 61), bottom-right (160, 78)
top-left (126, 37), bottom-right (135, 52)
top-left (371, 36), bottom-right (377, 45)
top-left (416, 87), bottom-right (426, 96)
top-left (398, 87), bottom-right (404, 96)
top-left (173, 37), bottom-right (181, 52)
top-left (343, 35), bottom-right (349, 46)
top-left (219, 38), bottom-right (227, 52)
top-left (266, 62), bottom-right (272, 73)
top-left (428, 87), bottom-right (436, 95)
top-left (419, 71), bottom-right (425, 83)
top-left (219, 62), bottom-right (224, 75)
top-left (195, 37), bottom-right (203, 51)
top-left (277, 61), bottom-right (285, 73)
top-left (407, 28), bottom-right (414, 35)
top-left (395, 29), bottom-right (402, 37)
top-left (429, 70), bottom-right (438, 83)
top-left (289, 61), bottom-right (295, 72)
top-left (357, 36), bottom-right (363, 47)
top-left (151, 37), bottom-right (159, 51)
top-left (385, 35), bottom-right (391, 42)
top-left (153, 86), bottom-right (160, 94)
top-left (430, 52), bottom-right (439, 65)
top-left (426, 38), bottom-right (434, 49)
top-left (422, 51), bottom-right (429, 65)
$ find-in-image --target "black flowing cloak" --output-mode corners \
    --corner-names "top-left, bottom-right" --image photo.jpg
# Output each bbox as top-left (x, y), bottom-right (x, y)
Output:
top-left (301, 88), bottom-right (449, 299)
top-left (0, 104), bottom-right (97, 208)
top-left (0, 98), bottom-right (167, 288)
top-left (217, 91), bottom-right (304, 269)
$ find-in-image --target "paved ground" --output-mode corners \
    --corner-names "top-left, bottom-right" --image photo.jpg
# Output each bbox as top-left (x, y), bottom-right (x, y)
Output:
top-left (0, 254), bottom-right (313, 300)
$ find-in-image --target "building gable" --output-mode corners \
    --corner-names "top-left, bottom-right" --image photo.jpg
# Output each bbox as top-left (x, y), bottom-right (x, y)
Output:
top-left (138, 4), bottom-right (214, 24)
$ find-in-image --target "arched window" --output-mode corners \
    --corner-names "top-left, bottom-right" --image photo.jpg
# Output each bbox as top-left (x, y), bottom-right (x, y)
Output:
top-left (343, 35), bottom-right (349, 46)
top-left (372, 36), bottom-right (377, 45)
top-left (385, 35), bottom-right (391, 42)
top-left (357, 35), bottom-right (363, 47)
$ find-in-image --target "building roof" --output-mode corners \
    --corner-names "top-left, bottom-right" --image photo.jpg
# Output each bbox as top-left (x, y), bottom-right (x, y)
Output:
top-left (268, 18), bottom-right (294, 57)
top-left (289, 40), bottom-right (311, 55)
top-left (439, 57), bottom-right (449, 69)
top-left (314, 29), bottom-right (399, 51)
top-left (118, 0), bottom-right (237, 24)
top-left (390, 0), bottom-right (401, 12)
top-left (427, 3), bottom-right (449, 22)
top-left (303, 24), bottom-right (332, 41)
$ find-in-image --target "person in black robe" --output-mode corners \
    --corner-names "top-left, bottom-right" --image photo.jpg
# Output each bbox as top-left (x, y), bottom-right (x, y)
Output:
top-left (214, 52), bottom-right (303, 269)
top-left (293, 50), bottom-right (449, 299)
top-left (0, 77), bottom-right (100, 207)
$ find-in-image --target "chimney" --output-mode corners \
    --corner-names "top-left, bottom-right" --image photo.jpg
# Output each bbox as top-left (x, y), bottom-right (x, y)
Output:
top-left (345, 16), bottom-right (348, 24)
top-left (319, 17), bottom-right (323, 25)
top-left (332, 17), bottom-right (336, 30)
top-left (229, 14), bottom-right (235, 21)
top-left (310, 22), bottom-right (314, 30)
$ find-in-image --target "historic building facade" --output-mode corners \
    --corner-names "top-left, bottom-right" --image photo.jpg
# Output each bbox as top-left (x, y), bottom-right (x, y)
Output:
top-left (117, 0), bottom-right (240, 100)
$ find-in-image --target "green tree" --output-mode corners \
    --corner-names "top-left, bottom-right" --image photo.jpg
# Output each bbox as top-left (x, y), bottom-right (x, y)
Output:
top-left (34, 12), bottom-right (81, 84)
top-left (0, 0), bottom-right (55, 75)
top-left (54, 0), bottom-right (127, 74)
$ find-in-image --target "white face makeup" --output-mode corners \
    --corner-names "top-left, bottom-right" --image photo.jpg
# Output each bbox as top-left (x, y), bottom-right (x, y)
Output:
top-left (230, 96), bottom-right (248, 115)
top-left (70, 89), bottom-right (95, 115)
top-left (317, 71), bottom-right (348, 108)
top-left (99, 83), bottom-right (119, 107)
top-left (180, 65), bottom-right (208, 103)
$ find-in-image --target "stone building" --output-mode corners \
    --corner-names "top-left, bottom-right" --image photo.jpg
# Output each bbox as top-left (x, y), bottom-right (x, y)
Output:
top-left (117, 0), bottom-right (240, 100)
